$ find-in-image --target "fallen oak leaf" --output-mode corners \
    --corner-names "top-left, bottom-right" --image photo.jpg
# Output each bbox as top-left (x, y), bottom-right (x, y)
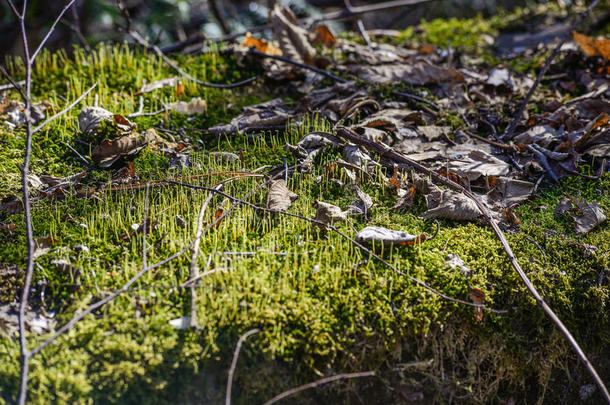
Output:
top-left (555, 195), bottom-right (607, 234)
top-left (422, 189), bottom-right (482, 221)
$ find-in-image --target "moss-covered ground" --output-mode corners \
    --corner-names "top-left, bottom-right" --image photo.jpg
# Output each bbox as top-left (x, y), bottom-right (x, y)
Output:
top-left (0, 6), bottom-right (608, 404)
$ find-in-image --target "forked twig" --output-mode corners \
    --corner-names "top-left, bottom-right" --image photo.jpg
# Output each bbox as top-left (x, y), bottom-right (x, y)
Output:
top-left (334, 126), bottom-right (610, 403)
top-left (33, 82), bottom-right (97, 133)
top-left (225, 328), bottom-right (261, 405)
top-left (3, 0), bottom-right (81, 403)
top-left (262, 371), bottom-right (376, 405)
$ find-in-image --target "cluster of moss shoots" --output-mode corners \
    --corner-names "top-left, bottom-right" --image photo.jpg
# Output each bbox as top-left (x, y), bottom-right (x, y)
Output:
top-left (0, 6), bottom-right (608, 404)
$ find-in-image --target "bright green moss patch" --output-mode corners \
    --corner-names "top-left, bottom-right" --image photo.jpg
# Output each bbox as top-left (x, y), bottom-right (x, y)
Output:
top-left (1, 15), bottom-right (609, 405)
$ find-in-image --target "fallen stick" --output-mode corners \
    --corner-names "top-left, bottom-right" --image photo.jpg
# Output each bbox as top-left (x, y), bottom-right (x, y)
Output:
top-left (188, 188), bottom-right (220, 329)
top-left (334, 126), bottom-right (610, 403)
top-left (0, 78), bottom-right (25, 92)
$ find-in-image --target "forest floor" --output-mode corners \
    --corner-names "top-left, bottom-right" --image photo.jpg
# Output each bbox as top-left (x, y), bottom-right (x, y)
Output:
top-left (0, 3), bottom-right (609, 404)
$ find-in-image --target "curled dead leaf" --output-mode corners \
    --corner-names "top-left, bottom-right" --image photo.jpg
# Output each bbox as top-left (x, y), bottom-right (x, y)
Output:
top-left (314, 201), bottom-right (348, 225)
top-left (267, 180), bottom-right (298, 211)
top-left (78, 106), bottom-right (113, 134)
top-left (92, 128), bottom-right (156, 168)
top-left (356, 226), bottom-right (423, 247)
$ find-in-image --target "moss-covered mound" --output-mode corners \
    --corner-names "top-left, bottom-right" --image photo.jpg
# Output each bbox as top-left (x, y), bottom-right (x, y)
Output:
top-left (0, 7), bottom-right (608, 404)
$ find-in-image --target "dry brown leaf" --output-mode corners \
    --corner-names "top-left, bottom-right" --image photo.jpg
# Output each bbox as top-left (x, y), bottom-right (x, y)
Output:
top-left (1, 100), bottom-right (48, 127)
top-left (555, 195), bottom-right (607, 234)
top-left (348, 61), bottom-right (464, 86)
top-left (78, 106), bottom-right (113, 133)
top-left (0, 195), bottom-right (23, 214)
top-left (314, 201), bottom-right (348, 224)
top-left (311, 25), bottom-right (337, 48)
top-left (267, 180), bottom-right (298, 211)
top-left (242, 32), bottom-right (282, 55)
top-left (574, 32), bottom-right (610, 60)
top-left (92, 129), bottom-right (156, 168)
top-left (422, 189), bottom-right (482, 221)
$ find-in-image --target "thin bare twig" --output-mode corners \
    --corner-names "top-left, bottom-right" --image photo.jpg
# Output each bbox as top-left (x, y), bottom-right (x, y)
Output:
top-left (30, 0), bottom-right (78, 63)
top-left (142, 183), bottom-right (150, 270)
top-left (248, 48), bottom-right (346, 83)
top-left (0, 78), bottom-right (25, 93)
top-left (526, 144), bottom-right (559, 183)
top-left (127, 30), bottom-right (257, 89)
top-left (168, 180), bottom-right (506, 314)
top-left (6, 0), bottom-right (38, 401)
top-left (262, 371), bottom-right (376, 405)
top-left (395, 90), bottom-right (440, 110)
top-left (33, 82), bottom-right (97, 133)
top-left (188, 188), bottom-right (220, 329)
top-left (334, 126), bottom-right (610, 403)
top-left (503, 0), bottom-right (602, 139)
top-left (225, 328), bottom-right (261, 405)
top-left (0, 65), bottom-right (26, 99)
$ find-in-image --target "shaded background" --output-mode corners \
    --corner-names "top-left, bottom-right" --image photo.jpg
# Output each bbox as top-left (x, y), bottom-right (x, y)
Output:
top-left (0, 0), bottom-right (583, 58)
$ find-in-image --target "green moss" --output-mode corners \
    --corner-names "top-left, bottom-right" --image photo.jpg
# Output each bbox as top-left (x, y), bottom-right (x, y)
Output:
top-left (0, 16), bottom-right (609, 405)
